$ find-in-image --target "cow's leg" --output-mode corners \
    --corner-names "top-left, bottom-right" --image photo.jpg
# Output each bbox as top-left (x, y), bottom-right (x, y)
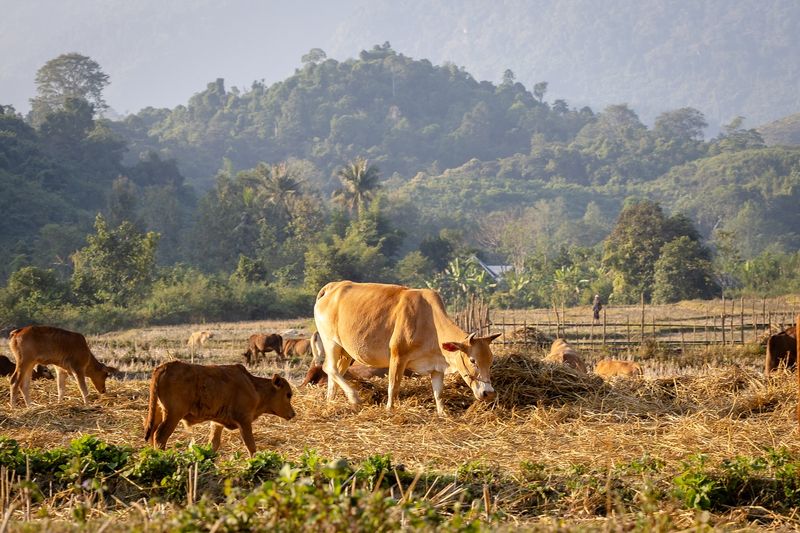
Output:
top-left (430, 371), bottom-right (446, 416)
top-left (237, 421), bottom-right (257, 457)
top-left (149, 405), bottom-right (164, 447)
top-left (322, 340), bottom-right (359, 404)
top-left (386, 349), bottom-right (409, 410)
top-left (73, 369), bottom-right (90, 404)
top-left (55, 367), bottom-right (68, 401)
top-left (209, 423), bottom-right (224, 451)
top-left (11, 360), bottom-right (36, 407)
top-left (154, 411), bottom-right (182, 450)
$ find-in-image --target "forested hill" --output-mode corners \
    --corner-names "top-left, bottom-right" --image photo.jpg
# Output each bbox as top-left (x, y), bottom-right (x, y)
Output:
top-left (329, 0), bottom-right (800, 132)
top-left (115, 44), bottom-right (589, 190)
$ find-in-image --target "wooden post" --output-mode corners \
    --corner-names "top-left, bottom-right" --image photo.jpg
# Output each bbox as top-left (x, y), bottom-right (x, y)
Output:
top-left (740, 297), bottom-right (745, 345)
top-left (626, 316), bottom-right (631, 352)
top-left (680, 329), bottom-right (685, 355)
top-left (713, 314), bottom-right (717, 345)
top-left (640, 293), bottom-right (645, 346)
top-left (602, 309), bottom-right (607, 347)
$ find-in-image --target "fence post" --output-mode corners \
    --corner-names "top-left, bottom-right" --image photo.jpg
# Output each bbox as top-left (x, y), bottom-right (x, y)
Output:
top-left (740, 297), bottom-right (745, 345)
top-left (626, 316), bottom-right (631, 353)
top-left (640, 293), bottom-right (645, 346)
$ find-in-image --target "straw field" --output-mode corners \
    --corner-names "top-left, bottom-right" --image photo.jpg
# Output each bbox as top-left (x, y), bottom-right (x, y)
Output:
top-left (0, 316), bottom-right (799, 531)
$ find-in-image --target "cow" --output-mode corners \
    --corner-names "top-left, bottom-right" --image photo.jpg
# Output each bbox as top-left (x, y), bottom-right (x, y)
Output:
top-left (765, 326), bottom-right (797, 374)
top-left (0, 355), bottom-right (54, 381)
top-left (187, 330), bottom-right (214, 349)
top-left (8, 325), bottom-right (117, 406)
top-left (282, 337), bottom-right (312, 358)
top-left (300, 363), bottom-right (414, 387)
top-left (310, 332), bottom-right (324, 365)
top-left (143, 361), bottom-right (296, 456)
top-left (594, 359), bottom-right (643, 378)
top-left (313, 281), bottom-right (501, 415)
top-left (545, 338), bottom-right (587, 374)
top-left (242, 333), bottom-right (284, 365)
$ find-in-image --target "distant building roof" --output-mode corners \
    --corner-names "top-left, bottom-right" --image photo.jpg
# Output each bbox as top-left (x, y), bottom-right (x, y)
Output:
top-left (470, 256), bottom-right (513, 281)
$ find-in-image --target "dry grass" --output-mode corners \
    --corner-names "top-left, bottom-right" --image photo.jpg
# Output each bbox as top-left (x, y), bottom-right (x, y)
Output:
top-left (1, 318), bottom-right (799, 529)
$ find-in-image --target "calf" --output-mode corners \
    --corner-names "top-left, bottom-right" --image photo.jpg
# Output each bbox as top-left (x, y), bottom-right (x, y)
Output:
top-left (0, 355), bottom-right (54, 381)
top-left (594, 359), bottom-right (643, 378)
top-left (187, 330), bottom-right (214, 349)
top-left (9, 325), bottom-right (117, 406)
top-left (545, 338), bottom-right (587, 374)
top-left (765, 326), bottom-right (797, 374)
top-left (282, 337), bottom-right (312, 358)
top-left (300, 363), bottom-right (414, 387)
top-left (243, 333), bottom-right (284, 365)
top-left (144, 361), bottom-right (295, 456)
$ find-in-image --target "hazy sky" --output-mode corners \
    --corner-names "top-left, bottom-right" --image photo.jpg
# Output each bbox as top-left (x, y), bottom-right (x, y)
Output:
top-left (0, 0), bottom-right (361, 115)
top-left (2, 0), bottom-right (798, 131)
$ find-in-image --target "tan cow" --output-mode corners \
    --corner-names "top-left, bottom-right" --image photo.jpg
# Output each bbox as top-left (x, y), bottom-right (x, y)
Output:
top-left (187, 330), bottom-right (214, 349)
top-left (314, 281), bottom-right (501, 415)
top-left (282, 337), bottom-right (312, 358)
top-left (144, 361), bottom-right (296, 456)
top-left (545, 338), bottom-right (587, 374)
top-left (8, 325), bottom-right (117, 406)
top-left (594, 359), bottom-right (643, 378)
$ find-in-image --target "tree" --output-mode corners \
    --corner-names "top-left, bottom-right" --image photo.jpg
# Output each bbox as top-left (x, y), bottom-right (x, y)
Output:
top-left (301, 48), bottom-right (327, 65)
top-left (653, 108), bottom-right (707, 141)
top-left (652, 237), bottom-right (717, 303)
top-left (332, 157), bottom-right (381, 215)
top-left (533, 81), bottom-right (548, 103)
top-left (30, 53), bottom-right (109, 126)
top-left (71, 214), bottom-right (159, 305)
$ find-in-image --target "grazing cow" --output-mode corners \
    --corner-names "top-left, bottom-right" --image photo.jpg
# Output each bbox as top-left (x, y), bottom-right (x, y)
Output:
top-left (594, 359), bottom-right (643, 378)
top-left (242, 333), bottom-right (284, 365)
top-left (765, 326), bottom-right (797, 374)
top-left (314, 281), bottom-right (501, 415)
top-left (545, 339), bottom-right (587, 374)
top-left (300, 363), bottom-right (414, 387)
top-left (187, 330), bottom-right (214, 349)
top-left (8, 326), bottom-right (118, 406)
top-left (0, 355), bottom-right (54, 381)
top-left (143, 361), bottom-right (295, 456)
top-left (282, 337), bottom-right (312, 358)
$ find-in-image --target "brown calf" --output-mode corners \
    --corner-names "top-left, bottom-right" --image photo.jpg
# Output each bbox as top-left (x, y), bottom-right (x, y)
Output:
top-left (144, 361), bottom-right (295, 456)
top-left (545, 338), bottom-right (587, 374)
top-left (9, 325), bottom-right (117, 406)
top-left (242, 333), bottom-right (284, 365)
top-left (765, 326), bottom-right (797, 374)
top-left (282, 338), bottom-right (312, 358)
top-left (0, 355), bottom-right (53, 381)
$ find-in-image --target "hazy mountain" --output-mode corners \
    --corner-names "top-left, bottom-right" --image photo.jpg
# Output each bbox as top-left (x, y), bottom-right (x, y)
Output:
top-left (2, 0), bottom-right (798, 134)
top-left (758, 113), bottom-right (800, 146)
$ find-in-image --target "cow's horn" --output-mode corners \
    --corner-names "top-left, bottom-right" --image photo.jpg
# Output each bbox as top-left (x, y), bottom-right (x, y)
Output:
top-left (466, 332), bottom-right (476, 343)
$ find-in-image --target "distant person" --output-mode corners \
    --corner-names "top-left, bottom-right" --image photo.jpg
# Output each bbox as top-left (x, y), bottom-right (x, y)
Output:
top-left (592, 294), bottom-right (602, 321)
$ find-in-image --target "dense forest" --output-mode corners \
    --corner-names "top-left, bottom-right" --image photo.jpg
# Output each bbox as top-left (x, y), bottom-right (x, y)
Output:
top-left (1, 47), bottom-right (799, 332)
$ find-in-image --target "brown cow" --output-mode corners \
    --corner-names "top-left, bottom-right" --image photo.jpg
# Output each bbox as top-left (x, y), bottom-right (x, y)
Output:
top-left (0, 355), bottom-right (53, 381)
top-left (143, 361), bottom-right (295, 456)
top-left (545, 338), bottom-right (587, 374)
top-left (300, 363), bottom-right (414, 387)
top-left (314, 281), bottom-right (501, 415)
top-left (765, 326), bottom-right (797, 374)
top-left (242, 333), bottom-right (284, 365)
top-left (282, 337), bottom-right (312, 358)
top-left (594, 359), bottom-right (643, 378)
top-left (8, 326), bottom-right (117, 406)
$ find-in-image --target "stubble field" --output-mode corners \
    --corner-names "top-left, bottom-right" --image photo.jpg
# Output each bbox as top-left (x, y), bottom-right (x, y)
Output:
top-left (0, 316), bottom-right (798, 531)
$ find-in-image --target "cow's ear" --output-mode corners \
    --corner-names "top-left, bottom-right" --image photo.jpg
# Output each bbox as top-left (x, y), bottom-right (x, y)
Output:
top-left (272, 374), bottom-right (284, 386)
top-left (442, 342), bottom-right (464, 352)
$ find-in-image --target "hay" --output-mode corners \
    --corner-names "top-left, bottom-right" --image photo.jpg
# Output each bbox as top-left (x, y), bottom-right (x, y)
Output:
top-left (506, 326), bottom-right (553, 348)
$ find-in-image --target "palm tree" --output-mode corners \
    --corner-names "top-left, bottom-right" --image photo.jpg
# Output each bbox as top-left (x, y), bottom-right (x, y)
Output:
top-left (242, 162), bottom-right (302, 219)
top-left (332, 157), bottom-right (381, 215)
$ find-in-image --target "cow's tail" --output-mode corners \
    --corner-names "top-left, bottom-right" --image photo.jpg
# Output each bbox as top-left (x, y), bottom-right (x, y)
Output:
top-left (143, 367), bottom-right (162, 443)
top-left (315, 281), bottom-right (339, 302)
top-left (8, 332), bottom-right (22, 386)
top-left (765, 335), bottom-right (776, 375)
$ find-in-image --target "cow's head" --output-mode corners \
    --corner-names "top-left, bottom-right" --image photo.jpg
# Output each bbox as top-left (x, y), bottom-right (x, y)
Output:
top-left (265, 374), bottom-right (296, 420)
top-left (90, 363), bottom-right (118, 394)
top-left (442, 332), bottom-right (502, 402)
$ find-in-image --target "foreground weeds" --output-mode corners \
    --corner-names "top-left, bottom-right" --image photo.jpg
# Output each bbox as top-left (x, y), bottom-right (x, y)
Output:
top-left (1, 436), bottom-right (800, 530)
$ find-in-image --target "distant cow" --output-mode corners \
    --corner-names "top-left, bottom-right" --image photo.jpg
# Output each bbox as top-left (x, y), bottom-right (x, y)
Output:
top-left (187, 330), bottom-right (214, 349)
top-left (594, 359), bottom-right (643, 378)
top-left (243, 333), bottom-right (284, 365)
top-left (144, 361), bottom-right (296, 456)
top-left (0, 355), bottom-right (54, 381)
top-left (8, 325), bottom-right (117, 406)
top-left (765, 326), bottom-right (797, 374)
top-left (282, 337), bottom-right (312, 358)
top-left (300, 363), bottom-right (414, 387)
top-left (545, 338), bottom-right (587, 374)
